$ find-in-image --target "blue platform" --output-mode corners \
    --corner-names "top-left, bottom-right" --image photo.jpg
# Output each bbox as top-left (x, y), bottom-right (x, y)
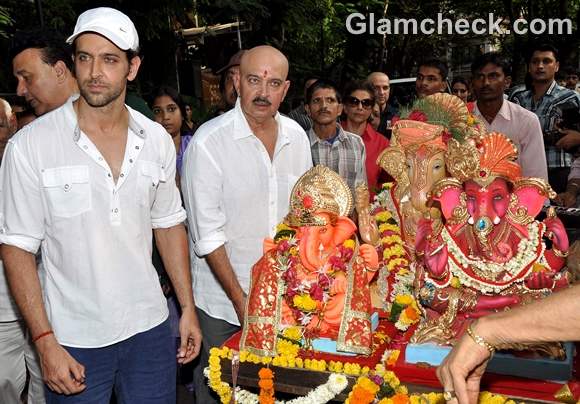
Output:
top-left (405, 342), bottom-right (575, 381)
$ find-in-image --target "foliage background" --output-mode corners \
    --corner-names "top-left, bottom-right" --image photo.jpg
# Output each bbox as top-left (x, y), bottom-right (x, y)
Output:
top-left (0, 0), bottom-right (579, 111)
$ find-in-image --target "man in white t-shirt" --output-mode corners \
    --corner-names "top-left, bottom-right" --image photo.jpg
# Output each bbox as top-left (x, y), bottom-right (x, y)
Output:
top-left (182, 45), bottom-right (312, 402)
top-left (0, 8), bottom-right (201, 403)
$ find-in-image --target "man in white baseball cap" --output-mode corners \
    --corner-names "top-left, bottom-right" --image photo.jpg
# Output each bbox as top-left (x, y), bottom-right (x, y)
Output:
top-left (0, 7), bottom-right (201, 403)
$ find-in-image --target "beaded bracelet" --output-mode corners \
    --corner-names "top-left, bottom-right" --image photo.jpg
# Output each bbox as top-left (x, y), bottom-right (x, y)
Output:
top-left (466, 324), bottom-right (495, 353)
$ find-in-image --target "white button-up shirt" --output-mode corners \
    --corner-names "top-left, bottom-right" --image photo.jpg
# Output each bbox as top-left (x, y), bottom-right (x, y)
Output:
top-left (473, 100), bottom-right (548, 181)
top-left (0, 99), bottom-right (186, 348)
top-left (181, 100), bottom-right (312, 325)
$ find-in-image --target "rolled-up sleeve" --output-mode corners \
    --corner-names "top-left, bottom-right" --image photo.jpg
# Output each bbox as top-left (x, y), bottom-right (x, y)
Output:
top-left (0, 139), bottom-right (45, 253)
top-left (151, 134), bottom-right (186, 228)
top-left (181, 138), bottom-right (227, 257)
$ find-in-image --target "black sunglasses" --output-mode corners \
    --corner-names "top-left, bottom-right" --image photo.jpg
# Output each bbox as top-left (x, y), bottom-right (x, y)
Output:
top-left (345, 96), bottom-right (374, 109)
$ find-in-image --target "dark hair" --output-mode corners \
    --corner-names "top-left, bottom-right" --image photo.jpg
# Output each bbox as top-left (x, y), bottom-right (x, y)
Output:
top-left (564, 66), bottom-right (580, 77)
top-left (527, 44), bottom-right (559, 62)
top-left (305, 79), bottom-right (341, 104)
top-left (342, 80), bottom-right (376, 104)
top-left (151, 86), bottom-right (187, 131)
top-left (451, 76), bottom-right (469, 88)
top-left (418, 59), bottom-right (448, 80)
top-left (471, 52), bottom-right (512, 77)
top-left (10, 30), bottom-right (74, 72)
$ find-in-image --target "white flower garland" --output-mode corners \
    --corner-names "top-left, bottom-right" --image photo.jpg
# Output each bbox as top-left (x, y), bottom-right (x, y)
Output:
top-left (204, 369), bottom-right (348, 404)
top-left (441, 222), bottom-right (543, 294)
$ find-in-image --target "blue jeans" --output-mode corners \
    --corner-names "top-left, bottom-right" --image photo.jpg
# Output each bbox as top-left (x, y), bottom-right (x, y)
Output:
top-left (45, 319), bottom-right (175, 404)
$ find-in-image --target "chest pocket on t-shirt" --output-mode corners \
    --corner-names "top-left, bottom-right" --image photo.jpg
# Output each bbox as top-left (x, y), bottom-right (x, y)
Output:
top-left (136, 161), bottom-right (166, 207)
top-left (41, 166), bottom-right (91, 218)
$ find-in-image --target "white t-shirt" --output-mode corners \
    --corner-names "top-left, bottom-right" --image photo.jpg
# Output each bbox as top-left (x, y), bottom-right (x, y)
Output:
top-left (181, 99), bottom-right (313, 325)
top-left (0, 99), bottom-right (186, 347)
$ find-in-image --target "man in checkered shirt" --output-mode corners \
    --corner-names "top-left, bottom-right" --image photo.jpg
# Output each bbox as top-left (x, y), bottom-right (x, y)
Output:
top-left (510, 44), bottom-right (580, 192)
top-left (305, 78), bottom-right (367, 200)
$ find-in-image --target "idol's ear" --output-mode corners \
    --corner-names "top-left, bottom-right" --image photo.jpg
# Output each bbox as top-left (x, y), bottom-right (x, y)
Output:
top-left (332, 216), bottom-right (357, 246)
top-left (429, 178), bottom-right (463, 221)
top-left (512, 178), bottom-right (556, 218)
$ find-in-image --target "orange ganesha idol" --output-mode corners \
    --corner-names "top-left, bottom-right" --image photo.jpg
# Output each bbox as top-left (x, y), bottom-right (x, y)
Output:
top-left (240, 166), bottom-right (379, 356)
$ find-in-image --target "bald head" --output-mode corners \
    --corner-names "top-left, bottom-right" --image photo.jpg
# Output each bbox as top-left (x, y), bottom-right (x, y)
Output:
top-left (240, 45), bottom-right (289, 80)
top-left (0, 98), bottom-right (17, 160)
top-left (235, 45), bottom-right (291, 126)
top-left (367, 72), bottom-right (390, 108)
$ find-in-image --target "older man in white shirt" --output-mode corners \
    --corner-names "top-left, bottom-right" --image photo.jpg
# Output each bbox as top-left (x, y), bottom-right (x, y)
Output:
top-left (181, 45), bottom-right (312, 402)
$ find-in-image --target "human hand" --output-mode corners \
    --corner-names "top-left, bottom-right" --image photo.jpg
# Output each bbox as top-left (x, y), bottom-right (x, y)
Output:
top-left (555, 191), bottom-right (577, 208)
top-left (436, 325), bottom-right (491, 404)
top-left (555, 129), bottom-right (580, 150)
top-left (177, 308), bottom-right (202, 364)
top-left (233, 293), bottom-right (246, 325)
top-left (359, 244), bottom-right (379, 270)
top-left (36, 336), bottom-right (86, 395)
top-left (544, 216), bottom-right (569, 251)
top-left (330, 273), bottom-right (347, 295)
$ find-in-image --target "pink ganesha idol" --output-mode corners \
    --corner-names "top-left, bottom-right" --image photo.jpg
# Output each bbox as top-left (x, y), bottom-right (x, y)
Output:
top-left (413, 132), bottom-right (570, 357)
top-left (240, 166), bottom-right (379, 356)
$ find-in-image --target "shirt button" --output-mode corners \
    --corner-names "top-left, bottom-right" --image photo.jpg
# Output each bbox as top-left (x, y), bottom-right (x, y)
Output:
top-left (64, 184), bottom-right (70, 191)
top-left (135, 146), bottom-right (140, 150)
top-left (120, 173), bottom-right (124, 177)
top-left (113, 208), bottom-right (118, 213)
top-left (98, 157), bottom-right (103, 161)
top-left (129, 159), bottom-right (133, 163)
top-left (83, 145), bottom-right (88, 150)
top-left (108, 173), bottom-right (112, 177)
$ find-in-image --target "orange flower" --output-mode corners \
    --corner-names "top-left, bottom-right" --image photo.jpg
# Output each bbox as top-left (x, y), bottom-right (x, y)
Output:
top-left (258, 367), bottom-right (274, 379)
top-left (403, 306), bottom-right (419, 321)
top-left (351, 386), bottom-right (375, 403)
top-left (258, 379), bottom-right (274, 390)
top-left (392, 393), bottom-right (410, 404)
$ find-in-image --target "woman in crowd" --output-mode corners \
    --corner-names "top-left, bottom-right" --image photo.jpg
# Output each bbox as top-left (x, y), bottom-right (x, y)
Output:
top-left (341, 81), bottom-right (390, 197)
top-left (152, 86), bottom-right (194, 177)
top-left (184, 103), bottom-right (196, 132)
top-left (451, 76), bottom-right (471, 103)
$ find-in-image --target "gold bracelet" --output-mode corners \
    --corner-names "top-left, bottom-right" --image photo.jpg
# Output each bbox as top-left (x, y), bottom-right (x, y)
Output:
top-left (552, 248), bottom-right (569, 258)
top-left (466, 324), bottom-right (495, 353)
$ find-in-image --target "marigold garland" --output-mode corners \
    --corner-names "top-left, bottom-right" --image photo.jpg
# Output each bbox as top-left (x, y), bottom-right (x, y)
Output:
top-left (258, 367), bottom-right (274, 404)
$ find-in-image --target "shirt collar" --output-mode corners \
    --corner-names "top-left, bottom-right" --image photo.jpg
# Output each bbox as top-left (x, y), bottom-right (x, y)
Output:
top-left (473, 99), bottom-right (511, 122)
top-left (545, 80), bottom-right (558, 96)
top-left (308, 123), bottom-right (345, 146)
top-left (232, 98), bottom-right (290, 150)
top-left (68, 99), bottom-right (147, 142)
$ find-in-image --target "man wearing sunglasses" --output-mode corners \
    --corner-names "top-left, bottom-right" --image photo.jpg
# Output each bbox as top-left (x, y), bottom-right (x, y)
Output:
top-left (305, 79), bottom-right (367, 197)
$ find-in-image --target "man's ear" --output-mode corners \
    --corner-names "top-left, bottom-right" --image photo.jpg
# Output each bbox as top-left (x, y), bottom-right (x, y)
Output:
top-left (233, 73), bottom-right (241, 95)
top-left (555, 61), bottom-right (560, 74)
top-left (305, 103), bottom-right (311, 117)
top-left (127, 56), bottom-right (142, 82)
top-left (8, 112), bottom-right (17, 134)
top-left (281, 80), bottom-right (290, 101)
top-left (54, 60), bottom-right (68, 83)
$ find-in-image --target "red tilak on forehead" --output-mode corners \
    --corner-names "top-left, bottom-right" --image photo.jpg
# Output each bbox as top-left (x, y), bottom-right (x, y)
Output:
top-left (262, 70), bottom-right (268, 77)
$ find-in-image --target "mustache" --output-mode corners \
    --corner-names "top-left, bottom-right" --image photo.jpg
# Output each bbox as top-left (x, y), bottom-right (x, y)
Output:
top-left (252, 97), bottom-right (271, 106)
top-left (84, 79), bottom-right (108, 86)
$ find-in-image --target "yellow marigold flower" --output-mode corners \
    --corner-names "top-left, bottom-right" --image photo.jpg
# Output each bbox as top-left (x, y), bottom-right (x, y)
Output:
top-left (396, 385), bottom-right (408, 395)
top-left (467, 115), bottom-right (476, 125)
top-left (282, 326), bottom-right (302, 341)
top-left (358, 377), bottom-right (380, 394)
top-left (376, 211), bottom-right (393, 223)
top-left (395, 294), bottom-right (413, 306)
top-left (289, 246), bottom-right (298, 256)
top-left (293, 294), bottom-right (318, 312)
top-left (382, 182), bottom-right (394, 189)
top-left (361, 366), bottom-right (370, 375)
top-left (379, 223), bottom-right (400, 233)
top-left (272, 357), bottom-right (280, 366)
top-left (239, 350), bottom-right (248, 362)
top-left (343, 239), bottom-right (356, 250)
top-left (295, 357), bottom-right (303, 368)
top-left (450, 276), bottom-right (461, 288)
top-left (287, 358), bottom-right (296, 368)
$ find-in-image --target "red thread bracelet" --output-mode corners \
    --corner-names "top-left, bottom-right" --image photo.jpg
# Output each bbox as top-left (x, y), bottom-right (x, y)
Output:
top-left (33, 330), bottom-right (54, 343)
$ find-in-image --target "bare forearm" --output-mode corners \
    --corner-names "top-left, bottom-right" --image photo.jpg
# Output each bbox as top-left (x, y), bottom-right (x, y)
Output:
top-left (206, 245), bottom-right (245, 308)
top-left (477, 284), bottom-right (580, 346)
top-left (154, 224), bottom-right (194, 310)
top-left (1, 244), bottom-right (51, 337)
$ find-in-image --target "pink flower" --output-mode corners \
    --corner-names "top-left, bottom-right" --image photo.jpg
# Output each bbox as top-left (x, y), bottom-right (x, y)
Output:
top-left (277, 239), bottom-right (290, 252)
top-left (408, 110), bottom-right (428, 122)
top-left (309, 284), bottom-right (324, 301)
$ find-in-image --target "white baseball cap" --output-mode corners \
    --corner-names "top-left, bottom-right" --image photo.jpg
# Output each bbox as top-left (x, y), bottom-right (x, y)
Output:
top-left (66, 7), bottom-right (139, 52)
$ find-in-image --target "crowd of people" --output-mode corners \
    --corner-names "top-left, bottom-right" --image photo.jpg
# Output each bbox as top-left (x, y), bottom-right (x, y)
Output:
top-left (1, 5), bottom-right (580, 404)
